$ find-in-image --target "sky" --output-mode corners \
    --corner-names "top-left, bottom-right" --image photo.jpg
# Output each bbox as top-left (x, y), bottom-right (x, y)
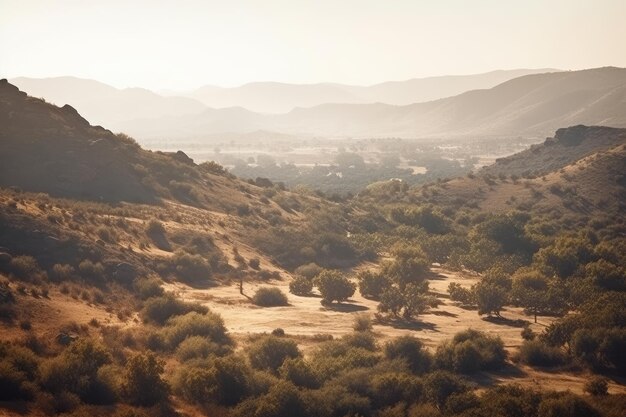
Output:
top-left (1, 0), bottom-right (625, 90)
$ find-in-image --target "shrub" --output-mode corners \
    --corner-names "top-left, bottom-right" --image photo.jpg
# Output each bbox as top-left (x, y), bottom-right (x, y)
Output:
top-left (248, 335), bottom-right (301, 372)
top-left (121, 352), bottom-right (169, 406)
top-left (538, 393), bottom-right (600, 417)
top-left (170, 251), bottom-right (212, 283)
top-left (447, 282), bottom-right (476, 306)
top-left (583, 376), bottom-right (608, 396)
top-left (353, 314), bottom-right (373, 332)
top-left (172, 357), bottom-right (251, 406)
top-left (134, 277), bottom-right (164, 300)
top-left (279, 357), bottom-right (320, 388)
top-left (423, 371), bottom-right (468, 408)
top-left (78, 260), bottom-right (105, 284)
top-left (40, 339), bottom-right (114, 404)
top-left (175, 336), bottom-right (222, 362)
top-left (289, 276), bottom-right (313, 296)
top-left (141, 294), bottom-right (208, 325)
top-left (370, 372), bottom-right (423, 409)
top-left (358, 270), bottom-right (389, 299)
top-left (342, 332), bottom-right (377, 351)
top-left (294, 263), bottom-right (323, 279)
top-left (435, 329), bottom-right (507, 373)
top-left (248, 257), bottom-right (260, 270)
top-left (252, 287), bottom-right (289, 307)
top-left (165, 311), bottom-right (230, 349)
top-left (518, 340), bottom-right (566, 367)
top-left (50, 264), bottom-right (75, 282)
top-left (315, 270), bottom-right (356, 304)
top-left (7, 256), bottom-right (45, 282)
top-left (384, 336), bottom-right (432, 374)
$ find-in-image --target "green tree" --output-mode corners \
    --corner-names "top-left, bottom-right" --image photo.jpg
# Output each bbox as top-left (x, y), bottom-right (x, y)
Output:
top-left (315, 270), bottom-right (356, 304)
top-left (475, 282), bottom-right (507, 317)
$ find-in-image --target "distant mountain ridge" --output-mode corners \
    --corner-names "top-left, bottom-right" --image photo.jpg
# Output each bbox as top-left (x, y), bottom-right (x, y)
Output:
top-left (10, 67), bottom-right (626, 140)
top-left (184, 69), bottom-right (560, 113)
top-left (117, 67), bottom-right (626, 140)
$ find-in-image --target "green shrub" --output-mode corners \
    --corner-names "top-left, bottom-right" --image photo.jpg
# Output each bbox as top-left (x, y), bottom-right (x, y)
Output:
top-left (252, 287), bottom-right (289, 307)
top-left (164, 311), bottom-right (230, 349)
top-left (423, 370), bottom-right (469, 408)
top-left (134, 277), bottom-right (164, 300)
top-left (518, 339), bottom-right (566, 367)
top-left (40, 339), bottom-right (114, 404)
top-left (435, 329), bottom-right (506, 373)
top-left (357, 270), bottom-right (389, 299)
top-left (170, 251), bottom-right (212, 283)
top-left (78, 260), bottom-right (105, 284)
top-left (50, 264), bottom-right (75, 282)
top-left (141, 294), bottom-right (208, 325)
top-left (172, 357), bottom-right (251, 406)
top-left (175, 336), bottom-right (223, 361)
top-left (289, 276), bottom-right (313, 296)
top-left (370, 372), bottom-right (423, 409)
top-left (121, 352), bottom-right (169, 406)
top-left (7, 256), bottom-right (45, 282)
top-left (315, 270), bottom-right (356, 304)
top-left (279, 357), bottom-right (320, 388)
top-left (248, 335), bottom-right (301, 372)
top-left (353, 314), bottom-right (373, 332)
top-left (294, 263), bottom-right (323, 279)
top-left (384, 336), bottom-right (432, 374)
top-left (342, 332), bottom-right (377, 351)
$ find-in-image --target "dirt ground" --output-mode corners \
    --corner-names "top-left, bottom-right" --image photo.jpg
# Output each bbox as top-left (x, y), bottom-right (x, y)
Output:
top-left (164, 266), bottom-right (626, 395)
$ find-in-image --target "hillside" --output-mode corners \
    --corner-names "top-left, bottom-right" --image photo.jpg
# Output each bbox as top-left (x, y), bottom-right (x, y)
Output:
top-left (1, 82), bottom-right (625, 416)
top-left (117, 67), bottom-right (626, 140)
top-left (9, 76), bottom-right (206, 128)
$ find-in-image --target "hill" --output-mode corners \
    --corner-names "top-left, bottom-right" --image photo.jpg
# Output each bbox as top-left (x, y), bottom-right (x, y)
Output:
top-left (118, 67), bottom-right (626, 140)
top-left (184, 69), bottom-right (556, 113)
top-left (9, 76), bottom-right (206, 128)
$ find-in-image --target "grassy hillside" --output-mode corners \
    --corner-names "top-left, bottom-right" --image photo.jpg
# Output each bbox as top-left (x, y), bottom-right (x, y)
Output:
top-left (1, 82), bottom-right (624, 416)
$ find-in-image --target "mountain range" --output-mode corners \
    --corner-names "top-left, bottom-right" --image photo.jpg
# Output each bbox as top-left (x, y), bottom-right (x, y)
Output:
top-left (10, 67), bottom-right (626, 140)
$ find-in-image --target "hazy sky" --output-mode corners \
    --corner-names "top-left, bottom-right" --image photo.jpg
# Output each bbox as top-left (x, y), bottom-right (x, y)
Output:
top-left (2, 0), bottom-right (625, 90)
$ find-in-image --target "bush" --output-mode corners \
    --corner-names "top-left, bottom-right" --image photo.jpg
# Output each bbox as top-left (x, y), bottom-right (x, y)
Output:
top-left (353, 314), bottom-right (373, 332)
top-left (164, 311), bottom-right (230, 349)
top-left (538, 393), bottom-right (600, 417)
top-left (384, 336), bottom-right (432, 374)
top-left (370, 372), bottom-right (423, 409)
top-left (435, 329), bottom-right (507, 373)
top-left (170, 251), bottom-right (212, 283)
top-left (134, 277), bottom-right (164, 300)
top-left (289, 276), bottom-right (313, 296)
top-left (141, 294), bottom-right (208, 325)
top-left (252, 287), bottom-right (289, 307)
top-left (294, 263), bottom-right (323, 279)
top-left (7, 256), bottom-right (45, 282)
top-left (248, 335), bottom-right (301, 372)
top-left (172, 357), bottom-right (251, 406)
top-left (121, 352), bottom-right (169, 406)
top-left (423, 371), bottom-right (469, 408)
top-left (583, 376), bottom-right (608, 396)
top-left (78, 260), bottom-right (105, 284)
top-left (175, 336), bottom-right (223, 362)
top-left (518, 340), bottom-right (566, 367)
top-left (40, 339), bottom-right (114, 404)
top-left (315, 270), bottom-right (356, 304)
top-left (358, 270), bottom-right (389, 299)
top-left (279, 357), bottom-right (320, 388)
top-left (248, 257), bottom-right (260, 270)
top-left (50, 264), bottom-right (75, 282)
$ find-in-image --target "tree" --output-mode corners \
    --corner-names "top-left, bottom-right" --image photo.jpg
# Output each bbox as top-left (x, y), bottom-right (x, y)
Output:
top-left (378, 284), bottom-right (438, 320)
top-left (512, 271), bottom-right (550, 323)
top-left (122, 352), bottom-right (169, 406)
top-left (315, 270), bottom-right (356, 304)
top-left (357, 270), bottom-right (389, 299)
top-left (475, 282), bottom-right (507, 317)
